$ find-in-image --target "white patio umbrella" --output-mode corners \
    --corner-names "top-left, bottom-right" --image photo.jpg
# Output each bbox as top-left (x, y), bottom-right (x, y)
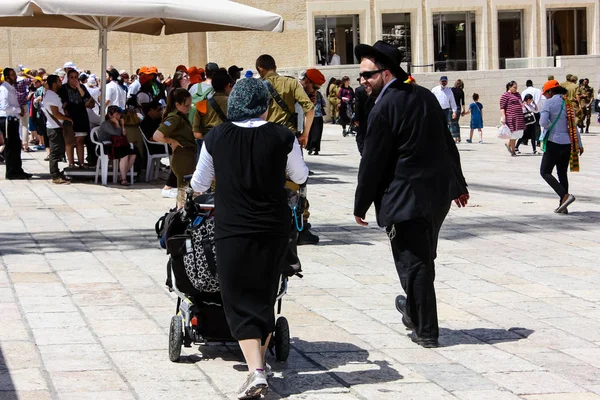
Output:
top-left (0, 0), bottom-right (284, 116)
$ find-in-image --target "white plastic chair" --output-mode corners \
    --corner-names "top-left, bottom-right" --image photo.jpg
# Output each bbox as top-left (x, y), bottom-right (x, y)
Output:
top-left (142, 128), bottom-right (170, 182)
top-left (90, 127), bottom-right (135, 186)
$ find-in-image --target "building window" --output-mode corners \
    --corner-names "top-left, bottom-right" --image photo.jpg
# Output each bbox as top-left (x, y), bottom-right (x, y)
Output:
top-left (381, 13), bottom-right (411, 65)
top-left (547, 9), bottom-right (587, 56)
top-left (498, 11), bottom-right (524, 69)
top-left (433, 12), bottom-right (477, 71)
top-left (315, 15), bottom-right (360, 65)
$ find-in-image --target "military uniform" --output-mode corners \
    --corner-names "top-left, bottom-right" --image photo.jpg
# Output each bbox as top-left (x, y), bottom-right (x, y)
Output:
top-left (263, 71), bottom-right (314, 135)
top-left (157, 110), bottom-right (197, 206)
top-left (328, 84), bottom-right (340, 123)
top-left (192, 92), bottom-right (229, 136)
top-left (576, 84), bottom-right (595, 132)
top-left (262, 71), bottom-right (317, 244)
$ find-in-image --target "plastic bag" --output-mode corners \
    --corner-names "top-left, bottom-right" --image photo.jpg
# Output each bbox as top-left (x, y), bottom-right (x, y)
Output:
top-left (497, 124), bottom-right (511, 140)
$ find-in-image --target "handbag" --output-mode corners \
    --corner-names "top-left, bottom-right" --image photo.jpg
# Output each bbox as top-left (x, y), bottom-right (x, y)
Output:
top-left (182, 218), bottom-right (220, 293)
top-left (497, 124), bottom-right (511, 139)
top-left (524, 111), bottom-right (536, 126)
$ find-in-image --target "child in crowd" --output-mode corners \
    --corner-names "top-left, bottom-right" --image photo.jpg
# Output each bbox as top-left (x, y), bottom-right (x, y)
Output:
top-left (465, 93), bottom-right (484, 143)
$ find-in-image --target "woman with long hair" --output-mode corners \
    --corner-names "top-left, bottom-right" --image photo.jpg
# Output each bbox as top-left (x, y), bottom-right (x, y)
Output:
top-left (450, 79), bottom-right (465, 143)
top-left (153, 88), bottom-right (195, 207)
top-left (539, 80), bottom-right (584, 214)
top-left (170, 70), bottom-right (191, 92)
top-left (338, 76), bottom-right (355, 135)
top-left (499, 81), bottom-right (525, 156)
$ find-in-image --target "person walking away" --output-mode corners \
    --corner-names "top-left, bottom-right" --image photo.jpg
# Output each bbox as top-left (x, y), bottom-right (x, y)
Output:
top-left (539, 80), bottom-right (584, 214)
top-left (576, 78), bottom-right (594, 133)
top-left (338, 77), bottom-right (355, 136)
top-left (354, 80), bottom-right (375, 155)
top-left (192, 68), bottom-right (231, 140)
top-left (499, 81), bottom-right (525, 156)
top-left (59, 69), bottom-right (94, 169)
top-left (153, 89), bottom-right (196, 207)
top-left (326, 78), bottom-right (339, 124)
top-left (450, 79), bottom-right (465, 143)
top-left (516, 94), bottom-right (538, 154)
top-left (191, 77), bottom-right (308, 399)
top-left (299, 69), bottom-right (326, 155)
top-left (0, 68), bottom-right (32, 180)
top-left (97, 106), bottom-right (137, 186)
top-left (256, 54), bottom-right (319, 245)
top-left (42, 74), bottom-right (71, 184)
top-left (431, 76), bottom-right (457, 133)
top-left (353, 41), bottom-right (469, 348)
top-left (464, 93), bottom-right (483, 143)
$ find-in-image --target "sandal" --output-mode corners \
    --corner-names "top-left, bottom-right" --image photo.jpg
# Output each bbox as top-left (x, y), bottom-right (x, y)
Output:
top-left (119, 179), bottom-right (131, 186)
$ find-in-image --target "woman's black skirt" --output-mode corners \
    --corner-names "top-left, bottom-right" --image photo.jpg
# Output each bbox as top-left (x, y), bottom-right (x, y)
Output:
top-left (307, 117), bottom-right (324, 152)
top-left (216, 234), bottom-right (288, 345)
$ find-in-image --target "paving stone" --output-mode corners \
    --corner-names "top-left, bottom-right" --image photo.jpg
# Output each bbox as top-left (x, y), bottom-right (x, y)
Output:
top-left (31, 327), bottom-right (96, 345)
top-left (453, 390), bottom-right (523, 400)
top-left (25, 311), bottom-right (86, 329)
top-left (437, 347), bottom-right (541, 373)
top-left (0, 368), bottom-right (47, 391)
top-left (522, 394), bottom-right (600, 400)
top-left (50, 370), bottom-right (128, 392)
top-left (0, 391), bottom-right (52, 400)
top-left (409, 363), bottom-right (497, 391)
top-left (58, 392), bottom-right (137, 400)
top-left (484, 371), bottom-right (584, 395)
top-left (0, 342), bottom-right (42, 370)
top-left (39, 344), bottom-right (113, 372)
top-left (0, 319), bottom-right (29, 341)
top-left (562, 348), bottom-right (600, 369)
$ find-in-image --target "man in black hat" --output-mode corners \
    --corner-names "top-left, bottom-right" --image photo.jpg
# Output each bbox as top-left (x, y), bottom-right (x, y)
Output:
top-left (227, 65), bottom-right (243, 85)
top-left (353, 40), bottom-right (469, 348)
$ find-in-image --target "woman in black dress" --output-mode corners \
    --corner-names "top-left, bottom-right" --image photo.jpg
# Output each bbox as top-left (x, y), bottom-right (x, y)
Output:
top-left (191, 78), bottom-right (308, 399)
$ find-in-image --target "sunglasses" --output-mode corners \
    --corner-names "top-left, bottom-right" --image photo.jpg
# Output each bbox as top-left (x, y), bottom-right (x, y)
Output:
top-left (359, 69), bottom-right (386, 79)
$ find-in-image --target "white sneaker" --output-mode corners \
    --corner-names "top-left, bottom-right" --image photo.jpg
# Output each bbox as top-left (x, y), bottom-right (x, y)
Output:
top-left (264, 362), bottom-right (273, 378)
top-left (237, 370), bottom-right (268, 399)
top-left (161, 188), bottom-right (177, 198)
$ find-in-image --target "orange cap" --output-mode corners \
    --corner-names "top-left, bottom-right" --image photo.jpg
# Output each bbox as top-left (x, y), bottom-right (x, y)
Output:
top-left (542, 79), bottom-right (560, 94)
top-left (148, 66), bottom-right (158, 75)
top-left (176, 64), bottom-right (187, 73)
top-left (138, 66), bottom-right (149, 75)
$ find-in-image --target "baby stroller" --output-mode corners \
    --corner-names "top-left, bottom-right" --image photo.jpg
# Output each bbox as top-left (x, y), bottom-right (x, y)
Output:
top-left (340, 100), bottom-right (355, 137)
top-left (156, 187), bottom-right (298, 363)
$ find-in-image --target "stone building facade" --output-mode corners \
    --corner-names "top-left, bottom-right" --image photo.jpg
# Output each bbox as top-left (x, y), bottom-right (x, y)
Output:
top-left (1, 0), bottom-right (599, 126)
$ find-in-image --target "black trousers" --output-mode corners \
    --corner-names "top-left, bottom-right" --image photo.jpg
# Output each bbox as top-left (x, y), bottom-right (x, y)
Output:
top-left (516, 123), bottom-right (537, 152)
top-left (307, 116), bottom-right (323, 152)
top-left (47, 128), bottom-right (65, 179)
top-left (388, 203), bottom-right (450, 339)
top-left (540, 141), bottom-right (571, 202)
top-left (0, 116), bottom-right (24, 178)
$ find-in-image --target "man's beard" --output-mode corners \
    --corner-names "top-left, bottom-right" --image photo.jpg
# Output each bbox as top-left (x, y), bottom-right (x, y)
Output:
top-left (369, 83), bottom-right (383, 98)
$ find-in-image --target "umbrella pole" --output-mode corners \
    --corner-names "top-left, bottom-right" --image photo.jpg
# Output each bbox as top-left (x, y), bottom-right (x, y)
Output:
top-left (99, 28), bottom-right (108, 120)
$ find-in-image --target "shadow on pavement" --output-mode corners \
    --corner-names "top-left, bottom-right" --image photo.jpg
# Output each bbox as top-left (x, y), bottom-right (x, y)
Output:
top-left (469, 182), bottom-right (600, 202)
top-left (439, 327), bottom-right (534, 347)
top-left (0, 344), bottom-right (18, 399)
top-left (0, 229), bottom-right (157, 255)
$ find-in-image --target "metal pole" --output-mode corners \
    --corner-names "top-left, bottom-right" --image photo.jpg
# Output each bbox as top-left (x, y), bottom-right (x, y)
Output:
top-left (100, 27), bottom-right (108, 120)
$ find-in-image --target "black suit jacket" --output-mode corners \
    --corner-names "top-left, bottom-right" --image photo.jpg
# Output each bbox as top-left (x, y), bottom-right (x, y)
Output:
top-left (354, 85), bottom-right (375, 155)
top-left (354, 80), bottom-right (468, 227)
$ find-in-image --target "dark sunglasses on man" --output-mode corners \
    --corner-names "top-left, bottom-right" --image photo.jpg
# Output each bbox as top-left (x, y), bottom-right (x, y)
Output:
top-left (359, 69), bottom-right (386, 79)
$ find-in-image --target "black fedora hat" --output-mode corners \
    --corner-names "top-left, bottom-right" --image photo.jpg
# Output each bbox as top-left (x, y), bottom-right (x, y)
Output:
top-left (354, 40), bottom-right (408, 82)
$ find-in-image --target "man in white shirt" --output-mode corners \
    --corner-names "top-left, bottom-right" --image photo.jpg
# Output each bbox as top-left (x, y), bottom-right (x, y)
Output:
top-left (127, 68), bottom-right (142, 98)
top-left (43, 74), bottom-right (73, 184)
top-left (521, 80), bottom-right (543, 145)
top-left (430, 75), bottom-right (457, 128)
top-left (105, 68), bottom-right (126, 111)
top-left (0, 67), bottom-right (31, 179)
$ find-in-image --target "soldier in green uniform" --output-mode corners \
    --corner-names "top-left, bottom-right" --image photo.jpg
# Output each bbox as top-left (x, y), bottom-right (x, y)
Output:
top-left (256, 54), bottom-right (319, 245)
top-left (153, 88), bottom-right (196, 208)
top-left (192, 68), bottom-right (232, 139)
top-left (576, 78), bottom-right (594, 133)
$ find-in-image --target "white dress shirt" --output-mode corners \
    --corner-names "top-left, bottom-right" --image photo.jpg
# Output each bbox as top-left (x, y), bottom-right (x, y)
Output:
top-left (105, 81), bottom-right (126, 111)
top-left (431, 85), bottom-right (457, 113)
top-left (521, 86), bottom-right (542, 110)
top-left (191, 119), bottom-right (309, 192)
top-left (0, 81), bottom-right (21, 117)
top-left (127, 79), bottom-right (141, 98)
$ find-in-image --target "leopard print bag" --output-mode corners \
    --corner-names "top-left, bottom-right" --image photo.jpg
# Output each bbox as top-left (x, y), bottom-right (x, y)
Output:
top-left (183, 218), bottom-right (220, 293)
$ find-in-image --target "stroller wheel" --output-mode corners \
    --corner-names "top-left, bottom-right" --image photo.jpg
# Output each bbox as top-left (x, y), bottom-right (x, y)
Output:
top-left (274, 317), bottom-right (290, 361)
top-left (168, 315), bottom-right (183, 362)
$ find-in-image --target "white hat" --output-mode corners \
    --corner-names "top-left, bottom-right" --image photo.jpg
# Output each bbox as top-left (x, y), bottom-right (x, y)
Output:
top-left (89, 74), bottom-right (97, 80)
top-left (54, 68), bottom-right (62, 74)
top-left (63, 61), bottom-right (76, 69)
top-left (119, 69), bottom-right (128, 75)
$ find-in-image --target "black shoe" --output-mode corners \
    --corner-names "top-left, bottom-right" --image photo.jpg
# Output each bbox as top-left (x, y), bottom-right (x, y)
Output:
top-left (395, 295), bottom-right (414, 330)
top-left (313, 151), bottom-right (319, 155)
top-left (297, 229), bottom-right (319, 245)
top-left (308, 150), bottom-right (313, 155)
top-left (410, 331), bottom-right (439, 348)
top-left (7, 172), bottom-right (32, 180)
top-left (304, 221), bottom-right (312, 230)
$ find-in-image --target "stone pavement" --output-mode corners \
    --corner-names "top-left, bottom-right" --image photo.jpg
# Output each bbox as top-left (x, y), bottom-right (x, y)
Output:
top-left (2, 122), bottom-right (600, 400)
